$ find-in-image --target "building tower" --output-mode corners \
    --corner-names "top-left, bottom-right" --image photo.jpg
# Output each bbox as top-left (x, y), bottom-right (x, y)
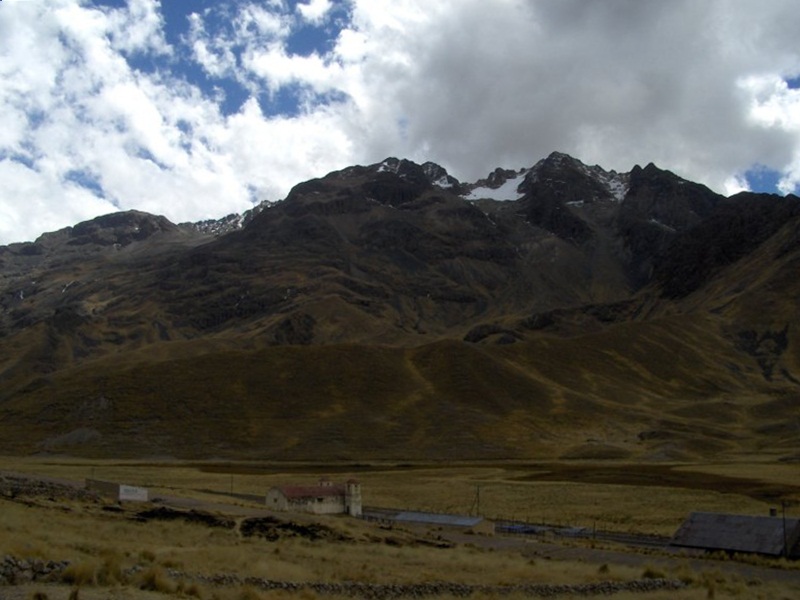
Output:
top-left (344, 479), bottom-right (362, 517)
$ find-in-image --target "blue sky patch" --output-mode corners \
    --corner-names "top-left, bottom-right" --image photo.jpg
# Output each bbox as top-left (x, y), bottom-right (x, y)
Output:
top-left (1, 152), bottom-right (36, 170)
top-left (744, 165), bottom-right (783, 194)
top-left (64, 168), bottom-right (105, 197)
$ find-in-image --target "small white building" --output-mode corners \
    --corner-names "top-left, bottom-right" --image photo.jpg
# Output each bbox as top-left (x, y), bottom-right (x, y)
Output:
top-left (266, 477), bottom-right (362, 517)
top-left (86, 478), bottom-right (149, 502)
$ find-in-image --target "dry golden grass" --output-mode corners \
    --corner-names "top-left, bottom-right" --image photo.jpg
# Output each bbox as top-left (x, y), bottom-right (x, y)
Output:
top-left (3, 310), bottom-right (798, 464)
top-left (2, 457), bottom-right (799, 599)
top-left (1, 456), bottom-right (794, 535)
top-left (1, 494), bottom-right (640, 587)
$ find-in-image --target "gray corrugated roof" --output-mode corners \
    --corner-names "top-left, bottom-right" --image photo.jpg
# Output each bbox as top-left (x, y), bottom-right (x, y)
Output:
top-left (671, 512), bottom-right (800, 556)
top-left (393, 511), bottom-right (484, 527)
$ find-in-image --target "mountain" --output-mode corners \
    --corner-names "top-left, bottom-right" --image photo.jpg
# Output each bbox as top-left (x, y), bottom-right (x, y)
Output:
top-left (1, 152), bottom-right (798, 461)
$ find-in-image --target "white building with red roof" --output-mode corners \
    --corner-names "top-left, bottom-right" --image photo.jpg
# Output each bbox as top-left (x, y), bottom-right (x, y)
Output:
top-left (266, 477), bottom-right (362, 517)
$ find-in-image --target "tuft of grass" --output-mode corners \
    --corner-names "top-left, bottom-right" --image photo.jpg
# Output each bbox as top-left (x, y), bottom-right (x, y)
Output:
top-left (176, 579), bottom-right (204, 598)
top-left (61, 561), bottom-right (98, 587)
top-left (137, 565), bottom-right (174, 594)
top-left (161, 557), bottom-right (184, 570)
top-left (60, 551), bottom-right (125, 587)
top-left (95, 550), bottom-right (124, 585)
top-left (237, 587), bottom-right (263, 600)
top-left (139, 549), bottom-right (156, 563)
top-left (641, 565), bottom-right (666, 579)
top-left (672, 564), bottom-right (697, 586)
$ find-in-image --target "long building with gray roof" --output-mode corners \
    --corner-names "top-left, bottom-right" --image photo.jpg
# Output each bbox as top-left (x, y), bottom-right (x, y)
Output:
top-left (671, 512), bottom-right (800, 557)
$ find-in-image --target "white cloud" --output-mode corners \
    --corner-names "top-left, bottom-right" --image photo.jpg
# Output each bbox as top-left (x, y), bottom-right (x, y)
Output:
top-left (723, 175), bottom-right (751, 196)
top-left (1, 0), bottom-right (800, 245)
top-left (243, 45), bottom-right (344, 95)
top-left (187, 13), bottom-right (237, 78)
top-left (0, 159), bottom-right (116, 243)
top-left (0, 0), bottom-right (260, 243)
top-left (105, 0), bottom-right (170, 56)
top-left (296, 0), bottom-right (333, 25)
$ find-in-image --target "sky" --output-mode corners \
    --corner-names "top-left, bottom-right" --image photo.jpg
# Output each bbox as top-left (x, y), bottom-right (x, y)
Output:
top-left (1, 0), bottom-right (800, 245)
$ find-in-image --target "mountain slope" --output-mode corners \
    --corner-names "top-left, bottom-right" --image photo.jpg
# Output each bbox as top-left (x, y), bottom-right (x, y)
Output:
top-left (0, 153), bottom-right (798, 460)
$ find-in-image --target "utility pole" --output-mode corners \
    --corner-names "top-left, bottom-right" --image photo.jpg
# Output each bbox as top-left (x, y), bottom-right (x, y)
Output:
top-left (469, 485), bottom-right (481, 517)
top-left (782, 500), bottom-right (788, 559)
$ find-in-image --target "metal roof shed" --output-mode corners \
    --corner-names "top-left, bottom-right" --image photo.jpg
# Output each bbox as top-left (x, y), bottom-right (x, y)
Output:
top-left (671, 512), bottom-right (800, 557)
top-left (394, 511), bottom-right (485, 528)
top-left (392, 511), bottom-right (495, 534)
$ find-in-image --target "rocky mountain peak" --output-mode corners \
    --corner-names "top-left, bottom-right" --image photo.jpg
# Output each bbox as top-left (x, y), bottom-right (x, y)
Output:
top-left (485, 167), bottom-right (519, 187)
top-left (421, 161), bottom-right (460, 188)
top-left (33, 210), bottom-right (179, 250)
top-left (542, 150), bottom-right (579, 167)
top-left (623, 162), bottom-right (721, 226)
top-left (522, 153), bottom-right (627, 200)
top-left (376, 157), bottom-right (459, 189)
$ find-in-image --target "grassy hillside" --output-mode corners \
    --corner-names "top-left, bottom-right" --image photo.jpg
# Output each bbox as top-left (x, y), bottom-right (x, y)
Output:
top-left (2, 309), bottom-right (796, 461)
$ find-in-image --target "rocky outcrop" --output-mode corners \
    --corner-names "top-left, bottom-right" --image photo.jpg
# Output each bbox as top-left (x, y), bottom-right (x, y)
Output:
top-left (0, 556), bottom-right (69, 585)
top-left (0, 474), bottom-right (99, 502)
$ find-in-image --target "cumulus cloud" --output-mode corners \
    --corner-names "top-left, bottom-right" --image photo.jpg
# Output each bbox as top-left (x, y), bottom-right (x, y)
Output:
top-left (0, 0), bottom-right (256, 244)
top-left (296, 0), bottom-right (333, 25)
top-left (739, 75), bottom-right (800, 193)
top-left (0, 0), bottom-right (799, 244)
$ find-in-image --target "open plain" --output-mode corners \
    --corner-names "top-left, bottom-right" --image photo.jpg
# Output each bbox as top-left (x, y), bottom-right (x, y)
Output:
top-left (1, 456), bottom-right (798, 599)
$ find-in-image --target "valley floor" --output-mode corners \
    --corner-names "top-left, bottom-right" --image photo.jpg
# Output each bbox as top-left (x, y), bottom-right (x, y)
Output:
top-left (1, 457), bottom-right (799, 599)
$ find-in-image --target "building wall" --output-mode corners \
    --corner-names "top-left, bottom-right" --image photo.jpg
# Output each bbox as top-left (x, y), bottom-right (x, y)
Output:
top-left (86, 479), bottom-right (148, 502)
top-left (295, 495), bottom-right (347, 515)
top-left (119, 484), bottom-right (149, 502)
top-left (266, 488), bottom-right (290, 511)
top-left (266, 486), bottom-right (354, 515)
top-left (345, 482), bottom-right (362, 517)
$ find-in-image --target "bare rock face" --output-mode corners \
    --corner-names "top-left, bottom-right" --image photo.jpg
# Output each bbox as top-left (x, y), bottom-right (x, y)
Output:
top-left (652, 192), bottom-right (800, 298)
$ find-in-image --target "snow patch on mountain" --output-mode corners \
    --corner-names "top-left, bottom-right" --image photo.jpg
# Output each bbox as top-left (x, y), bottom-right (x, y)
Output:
top-left (422, 161), bottom-right (459, 188)
top-left (578, 163), bottom-right (630, 202)
top-left (183, 200), bottom-right (275, 236)
top-left (464, 169), bottom-right (528, 201)
top-left (377, 158), bottom-right (400, 174)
